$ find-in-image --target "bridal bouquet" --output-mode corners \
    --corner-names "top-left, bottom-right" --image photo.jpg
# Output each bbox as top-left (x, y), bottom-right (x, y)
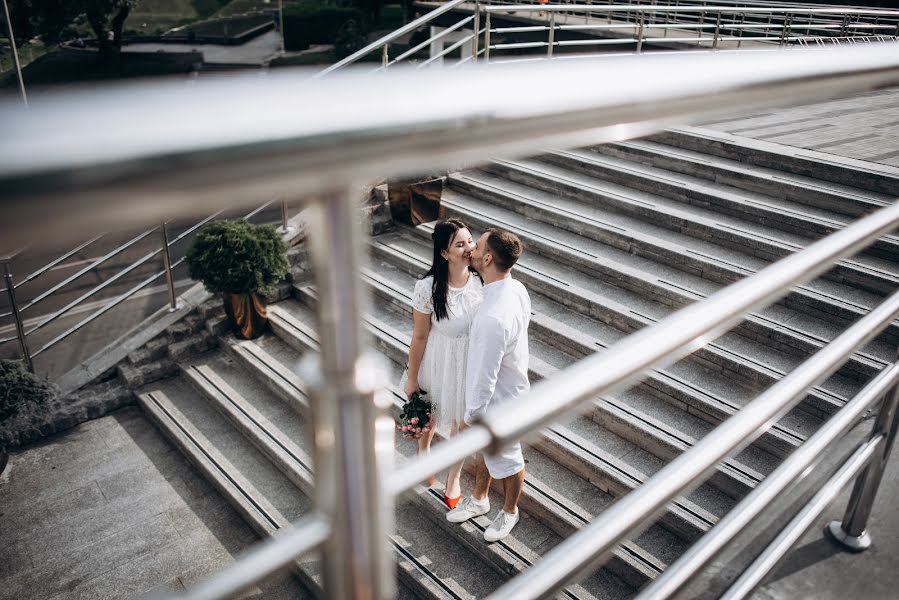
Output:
top-left (398, 389), bottom-right (433, 440)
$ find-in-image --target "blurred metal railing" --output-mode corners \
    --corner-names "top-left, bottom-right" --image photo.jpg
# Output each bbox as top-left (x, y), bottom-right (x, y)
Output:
top-left (4, 43), bottom-right (899, 600)
top-left (0, 199), bottom-right (292, 373)
top-left (318, 1), bottom-right (899, 72)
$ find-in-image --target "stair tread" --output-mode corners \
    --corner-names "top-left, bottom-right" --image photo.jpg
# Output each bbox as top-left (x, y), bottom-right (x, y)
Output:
top-left (194, 342), bottom-right (517, 600)
top-left (467, 160), bottom-right (899, 303)
top-left (552, 147), bottom-right (899, 277)
top-left (144, 372), bottom-right (311, 523)
top-left (446, 171), bottom-right (893, 362)
top-left (428, 197), bottom-right (868, 407)
top-left (362, 240), bottom-right (750, 521)
top-left (245, 311), bottom-right (637, 598)
top-left (621, 137), bottom-right (894, 200)
top-left (373, 229), bottom-right (797, 470)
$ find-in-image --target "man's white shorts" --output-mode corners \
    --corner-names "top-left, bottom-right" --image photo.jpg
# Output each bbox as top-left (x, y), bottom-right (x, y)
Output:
top-left (484, 442), bottom-right (525, 479)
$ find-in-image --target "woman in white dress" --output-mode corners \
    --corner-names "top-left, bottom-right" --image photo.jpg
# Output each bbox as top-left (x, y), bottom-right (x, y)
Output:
top-left (404, 219), bottom-right (483, 509)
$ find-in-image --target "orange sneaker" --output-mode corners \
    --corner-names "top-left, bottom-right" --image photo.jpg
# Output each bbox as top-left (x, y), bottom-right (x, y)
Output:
top-left (444, 495), bottom-right (461, 510)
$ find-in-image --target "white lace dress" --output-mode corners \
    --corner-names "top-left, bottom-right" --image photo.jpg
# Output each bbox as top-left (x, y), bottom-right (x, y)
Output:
top-left (402, 274), bottom-right (483, 438)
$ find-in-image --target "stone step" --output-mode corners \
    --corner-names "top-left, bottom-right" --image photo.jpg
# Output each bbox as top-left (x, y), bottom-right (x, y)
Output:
top-left (223, 323), bottom-right (637, 597)
top-left (537, 145), bottom-right (899, 271)
top-left (442, 173), bottom-right (893, 384)
top-left (362, 238), bottom-right (776, 498)
top-left (598, 137), bottom-right (897, 226)
top-left (136, 383), bottom-right (320, 595)
top-left (161, 348), bottom-right (508, 600)
top-left (413, 201), bottom-right (855, 423)
top-left (283, 276), bottom-right (729, 541)
top-left (267, 298), bottom-right (688, 578)
top-left (463, 158), bottom-right (899, 330)
top-left (653, 126), bottom-right (899, 201)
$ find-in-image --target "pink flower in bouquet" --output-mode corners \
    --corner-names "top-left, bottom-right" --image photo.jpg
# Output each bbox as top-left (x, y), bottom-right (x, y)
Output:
top-left (410, 417), bottom-right (419, 424)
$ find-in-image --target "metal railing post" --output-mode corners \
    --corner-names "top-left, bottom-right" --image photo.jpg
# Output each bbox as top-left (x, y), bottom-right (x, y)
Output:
top-left (472, 3), bottom-right (480, 62)
top-left (636, 11), bottom-right (645, 53)
top-left (280, 198), bottom-right (293, 233)
top-left (827, 349), bottom-right (899, 552)
top-left (780, 13), bottom-right (793, 46)
top-left (382, 44), bottom-right (389, 69)
top-left (159, 221), bottom-right (180, 312)
top-left (547, 13), bottom-right (556, 58)
top-left (1, 258), bottom-right (33, 371)
top-left (303, 189), bottom-right (394, 600)
top-left (484, 11), bottom-right (491, 62)
top-left (713, 12), bottom-right (721, 49)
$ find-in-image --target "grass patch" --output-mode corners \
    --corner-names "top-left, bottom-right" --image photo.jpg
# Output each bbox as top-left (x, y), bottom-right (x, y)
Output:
top-left (127, 0), bottom-right (233, 33)
top-left (0, 40), bottom-right (56, 75)
top-left (215, 0), bottom-right (310, 18)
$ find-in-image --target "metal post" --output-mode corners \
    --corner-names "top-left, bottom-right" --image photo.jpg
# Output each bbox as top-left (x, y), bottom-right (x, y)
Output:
top-left (737, 12), bottom-right (746, 49)
top-left (547, 13), bottom-right (556, 58)
top-left (382, 44), bottom-right (388, 69)
top-left (1, 0), bottom-right (27, 108)
top-left (471, 3), bottom-right (480, 63)
top-left (278, 0), bottom-right (285, 55)
top-left (698, 10), bottom-right (705, 38)
top-left (827, 350), bottom-right (899, 552)
top-left (303, 190), bottom-right (394, 600)
top-left (484, 11), bottom-right (491, 62)
top-left (159, 221), bottom-right (180, 312)
top-left (636, 11), bottom-right (645, 53)
top-left (779, 13), bottom-right (792, 47)
top-left (2, 259), bottom-right (32, 371)
top-left (712, 12), bottom-right (721, 49)
top-left (280, 198), bottom-right (293, 233)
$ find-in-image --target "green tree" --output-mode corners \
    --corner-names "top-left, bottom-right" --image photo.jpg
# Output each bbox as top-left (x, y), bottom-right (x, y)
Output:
top-left (15, 0), bottom-right (135, 58)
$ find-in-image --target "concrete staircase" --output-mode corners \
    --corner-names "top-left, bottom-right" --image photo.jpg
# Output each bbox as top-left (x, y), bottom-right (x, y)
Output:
top-left (136, 127), bottom-right (899, 599)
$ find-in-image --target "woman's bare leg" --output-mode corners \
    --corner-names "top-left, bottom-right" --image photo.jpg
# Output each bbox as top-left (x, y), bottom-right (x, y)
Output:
top-left (417, 427), bottom-right (438, 486)
top-left (444, 421), bottom-right (464, 498)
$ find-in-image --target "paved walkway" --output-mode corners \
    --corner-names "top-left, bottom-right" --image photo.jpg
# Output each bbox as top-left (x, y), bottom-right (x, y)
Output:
top-left (700, 85), bottom-right (899, 168)
top-left (0, 407), bottom-right (305, 599)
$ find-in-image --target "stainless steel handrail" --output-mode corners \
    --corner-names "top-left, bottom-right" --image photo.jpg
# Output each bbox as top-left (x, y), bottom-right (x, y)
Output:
top-left (18, 227), bottom-right (159, 316)
top-left (7, 45), bottom-right (899, 600)
top-left (484, 250), bottom-right (899, 600)
top-left (637, 360), bottom-right (899, 599)
top-left (317, 0), bottom-right (472, 75)
top-left (11, 234), bottom-right (105, 290)
top-left (390, 199), bottom-right (899, 494)
top-left (5, 44), bottom-right (899, 249)
top-left (721, 436), bottom-right (883, 600)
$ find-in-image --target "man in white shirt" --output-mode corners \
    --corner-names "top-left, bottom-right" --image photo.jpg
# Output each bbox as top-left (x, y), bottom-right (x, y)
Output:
top-left (447, 228), bottom-right (530, 542)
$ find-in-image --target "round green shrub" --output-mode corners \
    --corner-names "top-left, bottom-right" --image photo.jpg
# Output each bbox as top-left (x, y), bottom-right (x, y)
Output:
top-left (0, 359), bottom-right (58, 423)
top-left (186, 220), bottom-right (289, 295)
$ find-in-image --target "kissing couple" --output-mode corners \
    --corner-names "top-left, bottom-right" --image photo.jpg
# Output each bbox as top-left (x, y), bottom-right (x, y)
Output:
top-left (401, 219), bottom-right (530, 542)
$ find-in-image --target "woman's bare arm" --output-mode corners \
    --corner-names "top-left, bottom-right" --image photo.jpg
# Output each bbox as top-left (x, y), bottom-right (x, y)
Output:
top-left (405, 309), bottom-right (431, 398)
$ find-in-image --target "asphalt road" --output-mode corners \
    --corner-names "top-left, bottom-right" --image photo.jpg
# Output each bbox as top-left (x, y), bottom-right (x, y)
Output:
top-left (0, 205), bottom-right (283, 379)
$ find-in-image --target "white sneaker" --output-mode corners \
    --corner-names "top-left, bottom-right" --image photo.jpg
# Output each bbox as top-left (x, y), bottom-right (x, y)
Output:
top-left (446, 497), bottom-right (490, 523)
top-left (484, 509), bottom-right (519, 542)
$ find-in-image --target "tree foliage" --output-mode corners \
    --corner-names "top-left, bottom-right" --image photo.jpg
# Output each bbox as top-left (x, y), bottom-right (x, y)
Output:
top-left (7, 0), bottom-right (135, 56)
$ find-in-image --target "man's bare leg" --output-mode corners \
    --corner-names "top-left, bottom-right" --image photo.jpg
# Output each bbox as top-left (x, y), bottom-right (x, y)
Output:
top-left (501, 468), bottom-right (525, 513)
top-left (472, 455), bottom-right (493, 502)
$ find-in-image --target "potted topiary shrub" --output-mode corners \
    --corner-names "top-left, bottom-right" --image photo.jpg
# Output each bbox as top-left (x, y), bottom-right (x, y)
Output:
top-left (186, 220), bottom-right (289, 340)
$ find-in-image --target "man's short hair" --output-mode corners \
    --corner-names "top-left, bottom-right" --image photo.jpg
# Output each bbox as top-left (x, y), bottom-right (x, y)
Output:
top-left (485, 228), bottom-right (522, 272)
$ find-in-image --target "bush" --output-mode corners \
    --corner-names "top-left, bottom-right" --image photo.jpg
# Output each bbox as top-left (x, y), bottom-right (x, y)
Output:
top-left (282, 5), bottom-right (365, 51)
top-left (186, 220), bottom-right (289, 295)
top-left (334, 18), bottom-right (367, 59)
top-left (0, 359), bottom-right (58, 425)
